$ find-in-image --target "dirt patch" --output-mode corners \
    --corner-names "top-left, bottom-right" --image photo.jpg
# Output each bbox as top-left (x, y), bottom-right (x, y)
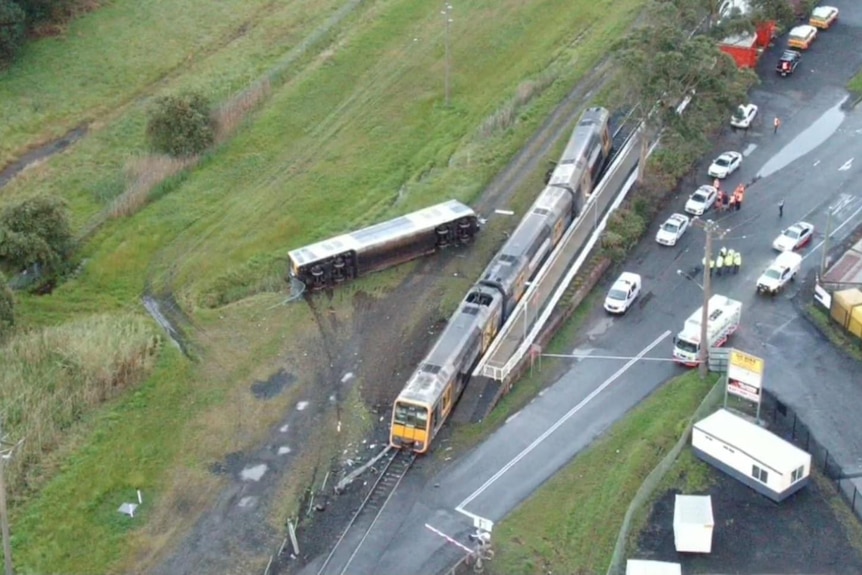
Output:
top-left (634, 466), bottom-right (862, 574)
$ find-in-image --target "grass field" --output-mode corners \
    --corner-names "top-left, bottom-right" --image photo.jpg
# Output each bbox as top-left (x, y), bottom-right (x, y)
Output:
top-left (491, 371), bottom-right (718, 575)
top-left (0, 0), bottom-right (649, 572)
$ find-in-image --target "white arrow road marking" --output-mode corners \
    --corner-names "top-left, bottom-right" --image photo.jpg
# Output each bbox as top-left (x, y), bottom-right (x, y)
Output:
top-left (813, 160), bottom-right (821, 167)
top-left (839, 158), bottom-right (854, 171)
top-left (455, 330), bottom-right (672, 512)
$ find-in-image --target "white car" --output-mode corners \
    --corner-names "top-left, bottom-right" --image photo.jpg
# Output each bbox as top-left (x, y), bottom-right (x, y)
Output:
top-left (730, 104), bottom-right (758, 129)
top-left (772, 221), bottom-right (814, 251)
top-left (685, 185), bottom-right (718, 216)
top-left (656, 213), bottom-right (690, 246)
top-left (707, 151), bottom-right (742, 179)
top-left (604, 272), bottom-right (642, 314)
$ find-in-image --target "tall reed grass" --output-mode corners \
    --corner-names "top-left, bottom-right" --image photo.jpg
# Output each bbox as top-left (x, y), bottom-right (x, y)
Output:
top-left (0, 314), bottom-right (160, 497)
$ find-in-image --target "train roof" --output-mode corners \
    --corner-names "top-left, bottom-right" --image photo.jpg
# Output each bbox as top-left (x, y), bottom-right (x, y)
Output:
top-left (288, 200), bottom-right (475, 267)
top-left (397, 304), bottom-right (482, 405)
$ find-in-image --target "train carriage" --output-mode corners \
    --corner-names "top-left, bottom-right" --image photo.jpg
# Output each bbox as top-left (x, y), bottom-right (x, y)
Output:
top-left (391, 107), bottom-right (613, 454)
top-left (288, 200), bottom-right (478, 290)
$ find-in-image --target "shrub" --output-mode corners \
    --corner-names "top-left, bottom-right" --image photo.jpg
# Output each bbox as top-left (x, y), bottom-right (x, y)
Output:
top-left (0, 195), bottom-right (75, 276)
top-left (0, 0), bottom-right (26, 65)
top-left (602, 207), bottom-right (646, 263)
top-left (146, 92), bottom-right (215, 157)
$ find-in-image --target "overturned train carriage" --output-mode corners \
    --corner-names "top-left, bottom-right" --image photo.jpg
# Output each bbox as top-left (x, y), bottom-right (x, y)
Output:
top-left (390, 107), bottom-right (612, 453)
top-left (288, 200), bottom-right (478, 290)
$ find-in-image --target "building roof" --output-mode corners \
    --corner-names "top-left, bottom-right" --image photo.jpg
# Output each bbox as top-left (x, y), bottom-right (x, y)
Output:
top-left (694, 409), bottom-right (811, 470)
top-left (823, 236), bottom-right (862, 285)
top-left (626, 559), bottom-right (682, 575)
top-left (674, 494), bottom-right (714, 526)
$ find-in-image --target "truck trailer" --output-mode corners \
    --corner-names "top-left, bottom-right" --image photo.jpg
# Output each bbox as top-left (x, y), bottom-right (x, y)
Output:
top-left (673, 294), bottom-right (742, 366)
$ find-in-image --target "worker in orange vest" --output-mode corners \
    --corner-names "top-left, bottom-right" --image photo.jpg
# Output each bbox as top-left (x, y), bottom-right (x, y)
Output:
top-left (735, 185), bottom-right (745, 210)
top-left (713, 178), bottom-right (721, 190)
top-left (728, 192), bottom-right (736, 211)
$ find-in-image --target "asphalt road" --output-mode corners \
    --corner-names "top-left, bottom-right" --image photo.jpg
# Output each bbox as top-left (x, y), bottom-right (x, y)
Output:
top-left (299, 3), bottom-right (862, 573)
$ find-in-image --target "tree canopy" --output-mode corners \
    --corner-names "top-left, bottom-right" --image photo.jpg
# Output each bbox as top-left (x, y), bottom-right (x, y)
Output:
top-left (146, 92), bottom-right (215, 157)
top-left (0, 195), bottom-right (75, 275)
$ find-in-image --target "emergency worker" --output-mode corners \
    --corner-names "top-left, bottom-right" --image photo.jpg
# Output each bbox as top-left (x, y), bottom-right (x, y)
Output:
top-left (724, 249), bottom-right (734, 271)
top-left (715, 254), bottom-right (723, 276)
top-left (734, 250), bottom-right (742, 273)
top-left (709, 259), bottom-right (715, 276)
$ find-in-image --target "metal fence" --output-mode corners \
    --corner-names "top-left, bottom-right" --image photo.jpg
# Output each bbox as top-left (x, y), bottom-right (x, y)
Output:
top-left (759, 390), bottom-right (862, 521)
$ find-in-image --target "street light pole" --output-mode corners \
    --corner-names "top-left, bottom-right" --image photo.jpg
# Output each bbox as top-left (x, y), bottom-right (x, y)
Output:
top-left (442, 3), bottom-right (453, 107)
top-left (820, 208), bottom-right (833, 278)
top-left (699, 222), bottom-right (714, 379)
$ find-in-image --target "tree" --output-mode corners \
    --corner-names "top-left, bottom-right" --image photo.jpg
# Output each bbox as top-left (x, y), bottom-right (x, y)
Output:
top-left (146, 92), bottom-right (215, 157)
top-left (614, 0), bottom-right (756, 183)
top-left (0, 271), bottom-right (13, 338)
top-left (0, 195), bottom-right (75, 275)
top-left (0, 0), bottom-right (26, 66)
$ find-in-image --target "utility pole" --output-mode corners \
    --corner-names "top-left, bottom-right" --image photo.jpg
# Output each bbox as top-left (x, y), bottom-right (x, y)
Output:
top-left (0, 420), bottom-right (22, 575)
top-left (820, 209), bottom-right (833, 277)
top-left (693, 219), bottom-right (725, 380)
top-left (442, 3), bottom-right (453, 107)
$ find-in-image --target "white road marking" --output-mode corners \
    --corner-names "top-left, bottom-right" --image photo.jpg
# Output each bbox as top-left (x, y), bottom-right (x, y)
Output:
top-left (743, 144), bottom-right (757, 157)
top-left (803, 202), bottom-right (862, 262)
top-left (813, 160), bottom-right (821, 167)
top-left (829, 193), bottom-right (854, 215)
top-left (494, 209), bottom-right (515, 216)
top-left (455, 330), bottom-right (672, 512)
top-left (839, 158), bottom-right (854, 171)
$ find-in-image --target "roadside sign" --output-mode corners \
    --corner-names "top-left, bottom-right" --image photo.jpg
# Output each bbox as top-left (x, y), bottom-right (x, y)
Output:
top-left (726, 349), bottom-right (764, 403)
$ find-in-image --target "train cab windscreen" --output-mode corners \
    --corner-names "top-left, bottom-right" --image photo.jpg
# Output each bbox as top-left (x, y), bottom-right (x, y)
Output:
top-left (393, 402), bottom-right (428, 429)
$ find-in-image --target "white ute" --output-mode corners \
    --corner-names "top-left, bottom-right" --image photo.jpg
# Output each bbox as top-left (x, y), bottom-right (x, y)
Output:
top-left (604, 272), bottom-right (642, 314)
top-left (756, 251), bottom-right (802, 295)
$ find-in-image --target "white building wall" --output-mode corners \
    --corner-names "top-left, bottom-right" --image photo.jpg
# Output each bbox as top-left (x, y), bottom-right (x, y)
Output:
top-left (692, 427), bottom-right (791, 493)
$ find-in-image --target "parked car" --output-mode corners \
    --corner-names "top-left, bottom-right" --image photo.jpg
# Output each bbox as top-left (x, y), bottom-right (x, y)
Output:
top-left (708, 151), bottom-right (742, 179)
top-left (777, 50), bottom-right (801, 76)
top-left (772, 221), bottom-right (814, 251)
top-left (656, 213), bottom-right (690, 247)
top-left (757, 251), bottom-right (802, 295)
top-left (788, 24), bottom-right (817, 50)
top-left (730, 103), bottom-right (758, 129)
top-left (685, 185), bottom-right (718, 216)
top-left (604, 272), bottom-right (642, 314)
top-left (810, 5), bottom-right (839, 30)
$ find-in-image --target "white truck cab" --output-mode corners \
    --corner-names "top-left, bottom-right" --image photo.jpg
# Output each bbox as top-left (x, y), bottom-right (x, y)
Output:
top-left (756, 251), bottom-right (802, 295)
top-left (673, 294), bottom-right (743, 366)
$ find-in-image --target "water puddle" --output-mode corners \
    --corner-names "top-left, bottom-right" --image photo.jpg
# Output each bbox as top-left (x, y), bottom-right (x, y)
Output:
top-left (240, 463), bottom-right (268, 482)
top-left (757, 96), bottom-right (848, 179)
top-left (0, 124), bottom-right (88, 189)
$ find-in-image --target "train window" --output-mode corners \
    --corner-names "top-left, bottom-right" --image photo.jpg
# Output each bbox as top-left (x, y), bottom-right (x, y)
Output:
top-left (466, 291), bottom-right (494, 307)
top-left (420, 363), bottom-right (441, 374)
top-left (393, 403), bottom-right (428, 427)
top-left (500, 254), bottom-right (517, 264)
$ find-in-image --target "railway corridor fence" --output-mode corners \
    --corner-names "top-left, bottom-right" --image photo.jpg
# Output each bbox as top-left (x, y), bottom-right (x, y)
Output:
top-left (474, 125), bottom-right (643, 383)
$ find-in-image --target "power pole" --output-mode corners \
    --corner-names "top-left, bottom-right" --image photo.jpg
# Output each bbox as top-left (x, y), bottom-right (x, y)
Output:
top-left (694, 219), bottom-right (724, 380)
top-left (820, 208), bottom-right (833, 277)
top-left (0, 420), bottom-right (22, 575)
top-left (442, 3), bottom-right (453, 107)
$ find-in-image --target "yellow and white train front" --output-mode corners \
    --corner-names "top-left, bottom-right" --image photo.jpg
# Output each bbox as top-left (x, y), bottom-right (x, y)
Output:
top-left (390, 400), bottom-right (432, 453)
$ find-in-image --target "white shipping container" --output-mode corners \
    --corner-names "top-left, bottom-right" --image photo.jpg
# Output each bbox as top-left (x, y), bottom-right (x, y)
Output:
top-left (692, 409), bottom-right (811, 502)
top-left (673, 495), bottom-right (714, 553)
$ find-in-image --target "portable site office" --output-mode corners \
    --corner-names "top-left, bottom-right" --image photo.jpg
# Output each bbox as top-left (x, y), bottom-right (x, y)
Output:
top-left (692, 409), bottom-right (811, 502)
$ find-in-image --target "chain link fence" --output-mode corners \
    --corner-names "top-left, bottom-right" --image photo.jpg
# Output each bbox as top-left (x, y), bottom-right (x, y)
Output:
top-left (604, 380), bottom-right (725, 575)
top-left (759, 389), bottom-right (862, 520)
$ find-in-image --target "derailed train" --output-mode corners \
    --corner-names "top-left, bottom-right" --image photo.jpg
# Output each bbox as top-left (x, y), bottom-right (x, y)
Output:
top-left (288, 200), bottom-right (478, 291)
top-left (390, 107), bottom-right (612, 453)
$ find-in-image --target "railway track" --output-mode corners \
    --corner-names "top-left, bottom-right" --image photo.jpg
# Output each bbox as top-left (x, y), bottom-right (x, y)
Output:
top-left (315, 448), bottom-right (416, 575)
